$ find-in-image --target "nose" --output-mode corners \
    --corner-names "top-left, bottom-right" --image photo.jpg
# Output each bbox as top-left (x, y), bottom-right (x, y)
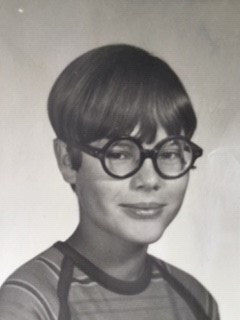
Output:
top-left (130, 158), bottom-right (164, 191)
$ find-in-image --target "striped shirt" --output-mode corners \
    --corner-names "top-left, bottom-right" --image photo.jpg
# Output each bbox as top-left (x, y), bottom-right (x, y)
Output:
top-left (0, 242), bottom-right (220, 320)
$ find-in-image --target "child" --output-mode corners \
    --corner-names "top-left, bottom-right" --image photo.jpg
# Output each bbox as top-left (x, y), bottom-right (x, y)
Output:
top-left (0, 44), bottom-right (220, 320)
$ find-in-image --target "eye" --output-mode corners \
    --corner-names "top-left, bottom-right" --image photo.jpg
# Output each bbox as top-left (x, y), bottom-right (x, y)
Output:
top-left (159, 150), bottom-right (181, 160)
top-left (106, 150), bottom-right (132, 160)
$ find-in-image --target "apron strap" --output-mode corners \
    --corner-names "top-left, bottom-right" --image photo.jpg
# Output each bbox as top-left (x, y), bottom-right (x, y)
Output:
top-left (151, 257), bottom-right (210, 320)
top-left (57, 255), bottom-right (74, 320)
top-left (55, 242), bottom-right (210, 320)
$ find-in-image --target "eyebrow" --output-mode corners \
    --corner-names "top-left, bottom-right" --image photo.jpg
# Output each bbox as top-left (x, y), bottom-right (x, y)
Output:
top-left (111, 141), bottom-right (135, 147)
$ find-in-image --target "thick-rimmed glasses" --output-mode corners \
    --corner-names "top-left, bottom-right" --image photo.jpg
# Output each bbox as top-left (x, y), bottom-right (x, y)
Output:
top-left (78, 136), bottom-right (203, 179)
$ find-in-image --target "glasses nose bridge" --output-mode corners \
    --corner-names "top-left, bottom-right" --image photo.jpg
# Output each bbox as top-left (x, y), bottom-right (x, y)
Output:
top-left (140, 148), bottom-right (157, 170)
top-left (141, 148), bottom-right (156, 161)
top-left (133, 148), bottom-right (162, 189)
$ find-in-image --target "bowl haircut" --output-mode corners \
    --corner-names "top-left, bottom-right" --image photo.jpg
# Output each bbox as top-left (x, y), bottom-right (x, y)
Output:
top-left (48, 44), bottom-right (197, 171)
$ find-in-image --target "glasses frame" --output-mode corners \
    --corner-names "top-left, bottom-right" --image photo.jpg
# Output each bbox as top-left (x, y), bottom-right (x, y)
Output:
top-left (78, 135), bottom-right (203, 179)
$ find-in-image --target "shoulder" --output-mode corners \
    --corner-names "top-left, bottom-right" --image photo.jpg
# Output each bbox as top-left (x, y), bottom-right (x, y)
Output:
top-left (150, 255), bottom-right (220, 320)
top-left (1, 245), bottom-right (63, 293)
top-left (0, 244), bottom-right (63, 320)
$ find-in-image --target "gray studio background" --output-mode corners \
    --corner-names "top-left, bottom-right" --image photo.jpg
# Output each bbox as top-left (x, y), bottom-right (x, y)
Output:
top-left (0, 1), bottom-right (239, 319)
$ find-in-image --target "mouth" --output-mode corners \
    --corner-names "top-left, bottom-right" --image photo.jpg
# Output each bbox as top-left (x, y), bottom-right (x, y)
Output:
top-left (119, 202), bottom-right (166, 219)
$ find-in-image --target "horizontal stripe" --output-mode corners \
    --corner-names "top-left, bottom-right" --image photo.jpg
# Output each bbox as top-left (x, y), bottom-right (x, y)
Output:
top-left (4, 280), bottom-right (56, 320)
top-left (69, 294), bottom-right (168, 304)
top-left (36, 257), bottom-right (97, 285)
top-left (72, 277), bottom-right (97, 286)
top-left (71, 304), bottom-right (188, 315)
top-left (36, 257), bottom-right (60, 279)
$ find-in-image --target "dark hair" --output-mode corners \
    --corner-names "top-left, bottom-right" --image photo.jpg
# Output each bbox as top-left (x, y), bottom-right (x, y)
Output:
top-left (48, 44), bottom-right (197, 171)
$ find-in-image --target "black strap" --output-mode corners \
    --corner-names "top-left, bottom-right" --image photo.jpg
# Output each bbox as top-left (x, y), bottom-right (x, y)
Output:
top-left (57, 255), bottom-right (74, 320)
top-left (151, 258), bottom-right (211, 320)
top-left (54, 241), bottom-right (151, 295)
top-left (55, 242), bottom-right (210, 320)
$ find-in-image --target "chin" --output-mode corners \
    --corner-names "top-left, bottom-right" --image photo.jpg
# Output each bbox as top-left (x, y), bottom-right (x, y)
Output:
top-left (131, 228), bottom-right (167, 245)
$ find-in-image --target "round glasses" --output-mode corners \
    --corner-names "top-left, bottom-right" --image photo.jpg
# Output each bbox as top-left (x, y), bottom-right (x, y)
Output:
top-left (78, 136), bottom-right (203, 179)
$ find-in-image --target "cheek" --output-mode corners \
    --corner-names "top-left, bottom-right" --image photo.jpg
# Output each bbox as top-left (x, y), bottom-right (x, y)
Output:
top-left (162, 175), bottom-right (189, 228)
top-left (168, 174), bottom-right (189, 206)
top-left (75, 157), bottom-right (126, 210)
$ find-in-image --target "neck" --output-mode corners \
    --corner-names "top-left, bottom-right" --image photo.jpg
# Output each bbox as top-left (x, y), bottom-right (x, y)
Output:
top-left (67, 225), bottom-right (148, 281)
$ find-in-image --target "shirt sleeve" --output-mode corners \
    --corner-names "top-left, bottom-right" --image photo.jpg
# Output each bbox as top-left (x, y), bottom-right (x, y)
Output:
top-left (205, 290), bottom-right (220, 320)
top-left (0, 280), bottom-right (55, 320)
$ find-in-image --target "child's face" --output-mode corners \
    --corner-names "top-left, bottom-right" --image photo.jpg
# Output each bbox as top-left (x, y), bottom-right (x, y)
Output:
top-left (72, 126), bottom-right (189, 246)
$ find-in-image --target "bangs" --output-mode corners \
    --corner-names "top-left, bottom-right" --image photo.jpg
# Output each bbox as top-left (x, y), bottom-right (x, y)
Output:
top-left (72, 57), bottom-right (196, 144)
top-left (48, 44), bottom-right (196, 147)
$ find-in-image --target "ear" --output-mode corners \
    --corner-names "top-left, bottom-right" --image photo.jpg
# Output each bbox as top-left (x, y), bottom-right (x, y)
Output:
top-left (53, 139), bottom-right (77, 184)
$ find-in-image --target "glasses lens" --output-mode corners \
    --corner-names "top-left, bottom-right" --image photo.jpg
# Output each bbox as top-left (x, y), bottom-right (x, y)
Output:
top-left (157, 139), bottom-right (193, 177)
top-left (104, 139), bottom-right (141, 177)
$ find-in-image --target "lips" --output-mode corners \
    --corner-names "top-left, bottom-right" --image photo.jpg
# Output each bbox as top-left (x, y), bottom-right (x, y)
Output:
top-left (119, 202), bottom-right (166, 219)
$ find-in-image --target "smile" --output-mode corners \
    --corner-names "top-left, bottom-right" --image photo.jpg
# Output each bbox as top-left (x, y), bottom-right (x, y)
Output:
top-left (119, 202), bottom-right (166, 219)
